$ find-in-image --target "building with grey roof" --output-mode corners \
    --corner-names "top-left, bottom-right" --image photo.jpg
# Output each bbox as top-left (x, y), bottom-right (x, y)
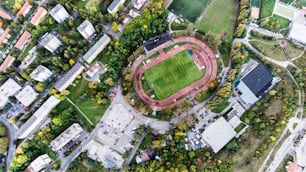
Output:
top-left (0, 78), bottom-right (21, 108)
top-left (39, 32), bottom-right (62, 53)
top-left (49, 4), bottom-right (70, 23)
top-left (50, 123), bottom-right (84, 152)
top-left (15, 85), bottom-right (38, 107)
top-left (82, 34), bottom-right (110, 64)
top-left (77, 20), bottom-right (96, 40)
top-left (107, 0), bottom-right (126, 14)
top-left (25, 154), bottom-right (52, 172)
top-left (53, 62), bottom-right (84, 92)
top-left (236, 62), bottom-right (274, 106)
top-left (30, 65), bottom-right (53, 82)
top-left (17, 96), bottom-right (61, 139)
top-left (201, 117), bottom-right (237, 153)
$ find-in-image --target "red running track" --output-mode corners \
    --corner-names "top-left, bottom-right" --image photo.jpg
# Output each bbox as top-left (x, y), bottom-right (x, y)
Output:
top-left (135, 36), bottom-right (218, 111)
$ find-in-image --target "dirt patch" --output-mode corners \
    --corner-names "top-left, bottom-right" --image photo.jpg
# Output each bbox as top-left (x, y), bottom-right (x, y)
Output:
top-left (265, 99), bottom-right (282, 117)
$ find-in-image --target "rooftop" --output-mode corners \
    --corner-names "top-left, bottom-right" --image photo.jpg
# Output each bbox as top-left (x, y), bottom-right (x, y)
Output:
top-left (82, 34), bottom-right (110, 64)
top-left (15, 31), bottom-right (31, 49)
top-left (17, 1), bottom-right (32, 16)
top-left (0, 55), bottom-right (15, 72)
top-left (30, 65), bottom-right (53, 82)
top-left (77, 20), bottom-right (96, 39)
top-left (49, 4), bottom-right (70, 23)
top-left (17, 96), bottom-right (61, 139)
top-left (108, 0), bottom-right (126, 13)
top-left (50, 123), bottom-right (84, 152)
top-left (0, 78), bottom-right (21, 108)
top-left (201, 117), bottom-right (237, 153)
top-left (30, 7), bottom-right (47, 25)
top-left (133, 0), bottom-right (146, 10)
top-left (53, 62), bottom-right (84, 91)
top-left (241, 63), bottom-right (273, 97)
top-left (25, 154), bottom-right (52, 172)
top-left (15, 85), bottom-right (38, 107)
top-left (0, 28), bottom-right (11, 44)
top-left (39, 32), bottom-right (62, 53)
top-left (0, 7), bottom-right (12, 20)
top-left (288, 22), bottom-right (306, 45)
top-left (143, 33), bottom-right (172, 51)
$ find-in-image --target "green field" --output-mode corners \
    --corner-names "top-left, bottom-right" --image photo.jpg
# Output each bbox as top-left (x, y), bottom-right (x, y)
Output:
top-left (195, 0), bottom-right (237, 41)
top-left (251, 0), bottom-right (261, 8)
top-left (260, 0), bottom-right (275, 18)
top-left (292, 0), bottom-right (306, 8)
top-left (168, 0), bottom-right (209, 22)
top-left (143, 50), bottom-right (204, 100)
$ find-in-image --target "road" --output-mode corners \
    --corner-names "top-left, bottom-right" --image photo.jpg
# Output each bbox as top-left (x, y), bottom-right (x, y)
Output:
top-left (265, 119), bottom-right (306, 172)
top-left (0, 115), bottom-right (16, 172)
top-left (124, 132), bottom-right (147, 166)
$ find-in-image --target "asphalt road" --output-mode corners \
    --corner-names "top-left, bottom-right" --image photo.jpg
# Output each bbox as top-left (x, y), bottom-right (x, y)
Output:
top-left (0, 115), bottom-right (16, 171)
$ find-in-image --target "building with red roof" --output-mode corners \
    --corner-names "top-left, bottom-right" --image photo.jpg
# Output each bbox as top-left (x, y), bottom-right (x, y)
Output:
top-left (15, 31), bottom-right (31, 50)
top-left (0, 28), bottom-right (11, 45)
top-left (17, 1), bottom-right (32, 16)
top-left (0, 55), bottom-right (15, 72)
top-left (0, 8), bottom-right (12, 20)
top-left (30, 7), bottom-right (47, 26)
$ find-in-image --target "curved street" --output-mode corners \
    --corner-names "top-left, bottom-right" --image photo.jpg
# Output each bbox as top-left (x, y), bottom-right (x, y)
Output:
top-left (0, 115), bottom-right (16, 171)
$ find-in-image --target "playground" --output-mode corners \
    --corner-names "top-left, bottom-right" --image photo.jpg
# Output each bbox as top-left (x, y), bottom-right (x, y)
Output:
top-left (135, 36), bottom-right (218, 110)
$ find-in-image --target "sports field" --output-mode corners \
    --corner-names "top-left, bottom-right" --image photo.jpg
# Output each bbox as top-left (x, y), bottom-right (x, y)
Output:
top-left (143, 50), bottom-right (204, 100)
top-left (195, 0), bottom-right (237, 41)
top-left (168, 0), bottom-right (209, 22)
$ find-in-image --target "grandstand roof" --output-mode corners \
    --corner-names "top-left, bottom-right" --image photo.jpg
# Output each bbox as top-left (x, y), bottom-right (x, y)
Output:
top-left (143, 33), bottom-right (172, 51)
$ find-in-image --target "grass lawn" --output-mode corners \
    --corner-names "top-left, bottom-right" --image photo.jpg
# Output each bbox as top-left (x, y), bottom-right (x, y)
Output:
top-left (273, 15), bottom-right (291, 28)
top-left (168, 0), bottom-right (210, 22)
top-left (260, 0), bottom-right (276, 18)
top-left (250, 40), bottom-right (287, 61)
top-left (292, 0), bottom-right (306, 8)
top-left (195, 0), bottom-right (237, 42)
top-left (251, 0), bottom-right (261, 7)
top-left (143, 50), bottom-right (204, 100)
top-left (285, 41), bottom-right (305, 59)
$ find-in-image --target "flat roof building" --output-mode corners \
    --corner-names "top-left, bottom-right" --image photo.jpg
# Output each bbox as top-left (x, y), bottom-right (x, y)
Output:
top-left (30, 7), bottom-right (47, 26)
top-left (77, 20), bottom-right (96, 40)
top-left (133, 0), bottom-right (146, 10)
top-left (39, 32), bottom-right (62, 53)
top-left (50, 123), bottom-right (84, 152)
top-left (15, 85), bottom-right (38, 107)
top-left (237, 63), bottom-right (273, 106)
top-left (0, 28), bottom-right (11, 45)
top-left (53, 62), bottom-right (84, 92)
top-left (17, 96), bottom-right (61, 139)
top-left (0, 7), bottom-right (12, 20)
top-left (25, 154), bottom-right (52, 172)
top-left (17, 1), bottom-right (32, 16)
top-left (30, 65), bottom-right (53, 82)
top-left (15, 31), bottom-right (31, 50)
top-left (85, 62), bottom-right (107, 81)
top-left (0, 78), bottom-right (21, 108)
top-left (0, 55), bottom-right (15, 73)
top-left (128, 9), bottom-right (140, 18)
top-left (82, 34), bottom-right (110, 64)
top-left (107, 0), bottom-right (126, 14)
top-left (201, 117), bottom-right (237, 153)
top-left (49, 4), bottom-right (70, 23)
top-left (288, 22), bottom-right (306, 45)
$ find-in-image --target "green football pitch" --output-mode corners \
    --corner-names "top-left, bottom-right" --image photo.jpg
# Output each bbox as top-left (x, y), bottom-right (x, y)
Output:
top-left (143, 50), bottom-right (205, 100)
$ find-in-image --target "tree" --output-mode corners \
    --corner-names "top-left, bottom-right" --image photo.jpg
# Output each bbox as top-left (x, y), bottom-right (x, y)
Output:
top-left (104, 77), bottom-right (114, 86)
top-left (112, 22), bottom-right (119, 32)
